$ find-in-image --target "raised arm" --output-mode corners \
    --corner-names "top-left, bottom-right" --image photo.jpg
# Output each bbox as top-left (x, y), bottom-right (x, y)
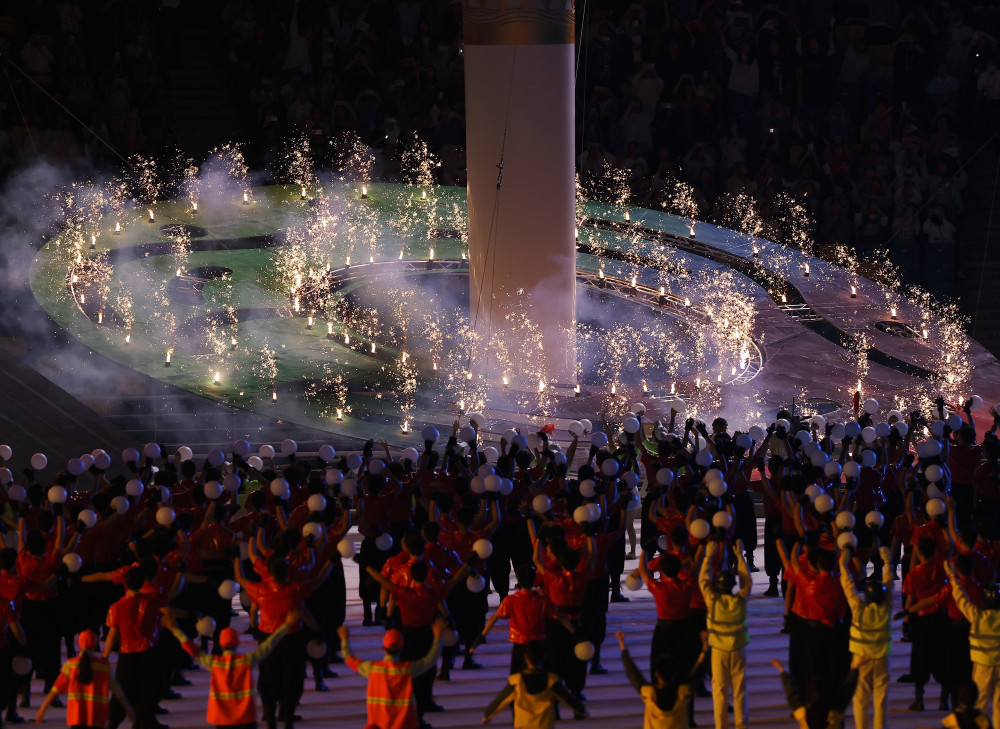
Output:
top-left (734, 539), bottom-right (752, 598)
top-left (945, 560), bottom-right (980, 624)
top-left (837, 549), bottom-right (864, 615)
top-left (483, 682), bottom-right (517, 722)
top-left (698, 541), bottom-right (717, 604)
top-left (776, 538), bottom-right (796, 575)
top-left (615, 631), bottom-right (649, 694)
top-left (531, 531), bottom-right (547, 575)
top-left (638, 548), bottom-right (654, 587)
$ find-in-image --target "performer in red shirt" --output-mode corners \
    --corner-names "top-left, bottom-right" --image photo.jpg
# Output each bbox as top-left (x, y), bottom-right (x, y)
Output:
top-left (638, 546), bottom-right (699, 678)
top-left (17, 509), bottom-right (73, 700)
top-left (103, 566), bottom-right (179, 729)
top-left (777, 539), bottom-right (850, 712)
top-left (907, 550), bottom-right (984, 712)
top-left (532, 526), bottom-right (594, 702)
top-left (365, 559), bottom-right (469, 720)
top-left (474, 564), bottom-right (574, 675)
top-left (947, 409), bottom-right (981, 527)
top-left (439, 502), bottom-right (498, 670)
top-left (900, 536), bottom-right (949, 711)
top-left (234, 553), bottom-right (330, 729)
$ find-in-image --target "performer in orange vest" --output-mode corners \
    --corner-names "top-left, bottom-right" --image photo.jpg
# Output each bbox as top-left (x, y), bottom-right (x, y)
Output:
top-left (161, 610), bottom-right (297, 728)
top-left (339, 618), bottom-right (445, 729)
top-left (35, 630), bottom-right (134, 727)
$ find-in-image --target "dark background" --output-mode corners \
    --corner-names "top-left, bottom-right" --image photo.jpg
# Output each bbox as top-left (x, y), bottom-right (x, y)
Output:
top-left (2, 0), bottom-right (1000, 350)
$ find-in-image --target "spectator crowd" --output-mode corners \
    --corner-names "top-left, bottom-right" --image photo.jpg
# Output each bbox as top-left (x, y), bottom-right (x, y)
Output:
top-left (1, 2), bottom-right (998, 296)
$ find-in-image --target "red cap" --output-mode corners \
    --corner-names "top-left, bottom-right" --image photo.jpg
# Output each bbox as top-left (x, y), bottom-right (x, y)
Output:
top-left (540, 424), bottom-right (555, 434)
top-left (219, 627), bottom-right (240, 649)
top-left (382, 629), bottom-right (404, 651)
top-left (77, 630), bottom-right (98, 651)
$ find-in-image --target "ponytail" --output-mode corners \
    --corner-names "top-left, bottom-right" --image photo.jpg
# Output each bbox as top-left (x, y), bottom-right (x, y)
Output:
top-left (77, 651), bottom-right (94, 685)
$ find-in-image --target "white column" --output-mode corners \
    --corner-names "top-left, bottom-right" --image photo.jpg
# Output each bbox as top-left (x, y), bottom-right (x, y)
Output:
top-left (463, 0), bottom-right (577, 389)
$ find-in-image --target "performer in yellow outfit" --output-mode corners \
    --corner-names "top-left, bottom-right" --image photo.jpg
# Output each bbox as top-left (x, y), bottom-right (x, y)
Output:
top-left (482, 642), bottom-right (587, 728)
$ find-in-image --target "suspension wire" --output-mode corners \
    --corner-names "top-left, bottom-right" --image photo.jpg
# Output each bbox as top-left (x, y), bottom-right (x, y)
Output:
top-left (1, 54), bottom-right (247, 254)
top-left (575, 0), bottom-right (588, 158)
top-left (2, 61), bottom-right (38, 157)
top-left (3, 54), bottom-right (127, 164)
top-left (877, 128), bottom-right (1000, 254)
top-left (468, 49), bottom-right (518, 370)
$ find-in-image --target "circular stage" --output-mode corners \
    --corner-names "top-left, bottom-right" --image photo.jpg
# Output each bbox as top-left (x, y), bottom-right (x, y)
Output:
top-left (30, 182), bottom-right (1000, 446)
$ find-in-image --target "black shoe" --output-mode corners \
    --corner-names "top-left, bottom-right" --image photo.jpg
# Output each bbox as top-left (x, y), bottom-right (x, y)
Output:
top-left (610, 593), bottom-right (630, 603)
top-left (462, 656), bottom-right (483, 670)
top-left (18, 696), bottom-right (29, 709)
top-left (437, 667), bottom-right (450, 681)
top-left (154, 705), bottom-right (169, 715)
top-left (897, 673), bottom-right (914, 683)
top-left (908, 697), bottom-right (924, 712)
top-left (696, 685), bottom-right (712, 697)
top-left (573, 691), bottom-right (586, 703)
top-left (425, 702), bottom-right (445, 712)
top-left (171, 677), bottom-right (192, 687)
top-left (6, 712), bottom-right (25, 724)
top-left (748, 565), bottom-right (760, 573)
top-left (49, 698), bottom-right (63, 709)
top-left (314, 680), bottom-right (328, 692)
top-left (590, 664), bottom-right (608, 675)
top-left (362, 617), bottom-right (374, 626)
top-left (163, 689), bottom-right (182, 700)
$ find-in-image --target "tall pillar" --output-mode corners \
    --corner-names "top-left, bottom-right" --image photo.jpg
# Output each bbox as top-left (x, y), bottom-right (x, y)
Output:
top-left (463, 0), bottom-right (577, 389)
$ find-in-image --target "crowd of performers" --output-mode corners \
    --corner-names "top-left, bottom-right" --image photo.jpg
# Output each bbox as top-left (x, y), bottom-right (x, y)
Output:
top-left (2, 396), bottom-right (1000, 729)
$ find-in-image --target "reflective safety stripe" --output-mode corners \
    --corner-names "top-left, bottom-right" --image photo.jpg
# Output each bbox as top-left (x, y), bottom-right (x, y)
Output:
top-left (969, 611), bottom-right (1000, 666)
top-left (367, 696), bottom-right (414, 707)
top-left (369, 664), bottom-right (413, 676)
top-left (209, 689), bottom-right (256, 700)
top-left (367, 658), bottom-right (418, 729)
top-left (207, 653), bottom-right (257, 724)
top-left (969, 635), bottom-right (1000, 649)
top-left (62, 655), bottom-right (113, 728)
top-left (706, 598), bottom-right (748, 651)
top-left (850, 624), bottom-right (886, 643)
top-left (65, 694), bottom-right (109, 703)
top-left (849, 604), bottom-right (891, 658)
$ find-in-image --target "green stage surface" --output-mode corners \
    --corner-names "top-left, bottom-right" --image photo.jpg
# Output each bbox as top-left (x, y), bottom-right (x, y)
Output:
top-left (32, 183), bottom-right (689, 442)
